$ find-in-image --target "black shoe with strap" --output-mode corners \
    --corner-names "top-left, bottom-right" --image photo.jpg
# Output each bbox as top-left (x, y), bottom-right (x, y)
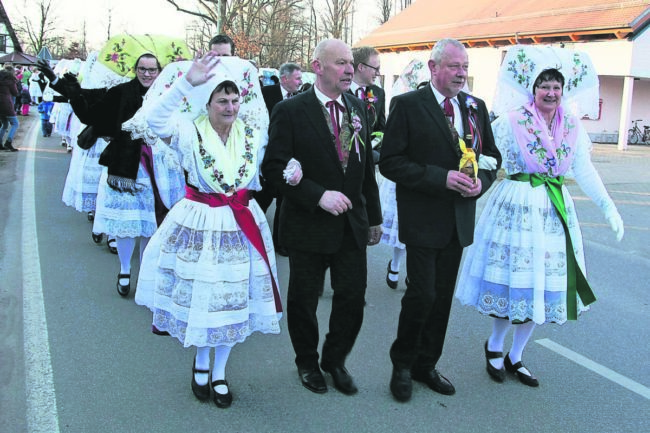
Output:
top-left (484, 340), bottom-right (506, 382)
top-left (211, 379), bottom-right (233, 408)
top-left (386, 260), bottom-right (399, 289)
top-left (116, 273), bottom-right (130, 297)
top-left (504, 353), bottom-right (539, 387)
top-left (191, 359), bottom-right (211, 401)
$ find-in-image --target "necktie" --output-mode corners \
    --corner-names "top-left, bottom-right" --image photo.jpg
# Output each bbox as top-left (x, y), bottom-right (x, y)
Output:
top-left (355, 87), bottom-right (365, 99)
top-left (326, 100), bottom-right (346, 161)
top-left (443, 97), bottom-right (455, 124)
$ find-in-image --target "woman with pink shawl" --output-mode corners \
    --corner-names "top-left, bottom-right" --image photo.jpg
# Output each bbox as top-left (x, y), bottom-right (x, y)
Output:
top-left (456, 46), bottom-right (624, 388)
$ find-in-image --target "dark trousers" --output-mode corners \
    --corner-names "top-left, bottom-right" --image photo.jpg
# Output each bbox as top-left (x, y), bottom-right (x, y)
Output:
top-left (390, 232), bottom-right (463, 371)
top-left (287, 231), bottom-right (367, 370)
top-left (41, 119), bottom-right (52, 136)
top-left (272, 195), bottom-right (283, 247)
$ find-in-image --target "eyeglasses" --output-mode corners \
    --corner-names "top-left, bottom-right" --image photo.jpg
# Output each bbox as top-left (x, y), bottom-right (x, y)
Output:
top-left (136, 67), bottom-right (159, 75)
top-left (360, 62), bottom-right (380, 74)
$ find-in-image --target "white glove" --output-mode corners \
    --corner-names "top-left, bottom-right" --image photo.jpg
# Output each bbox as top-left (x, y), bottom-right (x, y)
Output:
top-left (605, 209), bottom-right (624, 242)
top-left (478, 155), bottom-right (498, 170)
top-left (283, 158), bottom-right (302, 186)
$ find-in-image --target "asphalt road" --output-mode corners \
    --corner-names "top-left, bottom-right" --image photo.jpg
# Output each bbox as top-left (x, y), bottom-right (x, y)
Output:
top-left (1, 116), bottom-right (648, 433)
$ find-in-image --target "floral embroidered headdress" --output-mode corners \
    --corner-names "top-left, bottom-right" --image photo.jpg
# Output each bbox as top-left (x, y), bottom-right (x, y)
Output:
top-left (124, 57), bottom-right (268, 145)
top-left (492, 44), bottom-right (599, 118)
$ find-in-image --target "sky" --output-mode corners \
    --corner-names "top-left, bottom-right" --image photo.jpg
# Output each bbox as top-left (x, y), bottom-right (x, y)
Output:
top-left (8, 0), bottom-right (385, 53)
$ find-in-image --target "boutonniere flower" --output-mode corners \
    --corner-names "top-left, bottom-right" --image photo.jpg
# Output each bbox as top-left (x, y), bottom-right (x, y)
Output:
top-left (466, 95), bottom-right (478, 112)
top-left (349, 109), bottom-right (366, 162)
top-left (365, 89), bottom-right (378, 105)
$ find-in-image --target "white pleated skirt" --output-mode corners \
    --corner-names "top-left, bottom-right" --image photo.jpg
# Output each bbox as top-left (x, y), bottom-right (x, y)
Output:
top-left (135, 197), bottom-right (282, 348)
top-left (456, 179), bottom-right (588, 325)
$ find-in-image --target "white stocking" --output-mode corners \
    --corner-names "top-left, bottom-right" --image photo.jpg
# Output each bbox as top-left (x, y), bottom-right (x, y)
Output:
top-left (116, 237), bottom-right (136, 284)
top-left (212, 345), bottom-right (232, 393)
top-left (389, 247), bottom-right (405, 282)
top-left (488, 318), bottom-right (511, 369)
top-left (510, 321), bottom-right (536, 365)
top-left (194, 347), bottom-right (211, 386)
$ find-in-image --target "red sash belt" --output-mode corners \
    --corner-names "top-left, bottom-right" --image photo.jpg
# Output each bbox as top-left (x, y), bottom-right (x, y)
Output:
top-left (184, 185), bottom-right (282, 313)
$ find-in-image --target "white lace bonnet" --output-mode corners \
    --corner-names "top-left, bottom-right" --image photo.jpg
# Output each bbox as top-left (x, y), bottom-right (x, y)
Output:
top-left (124, 57), bottom-right (268, 144)
top-left (492, 44), bottom-right (599, 118)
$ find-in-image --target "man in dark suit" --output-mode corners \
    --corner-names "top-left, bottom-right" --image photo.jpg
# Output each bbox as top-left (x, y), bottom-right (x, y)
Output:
top-left (258, 63), bottom-right (304, 255)
top-left (261, 62), bottom-right (303, 114)
top-left (262, 39), bottom-right (382, 395)
top-left (379, 38), bottom-right (501, 402)
top-left (350, 46), bottom-right (386, 163)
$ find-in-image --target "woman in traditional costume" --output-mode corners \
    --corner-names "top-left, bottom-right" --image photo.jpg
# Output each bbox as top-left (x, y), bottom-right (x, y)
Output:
top-left (379, 60), bottom-right (430, 289)
top-left (456, 46), bottom-right (624, 387)
top-left (135, 53), bottom-right (282, 408)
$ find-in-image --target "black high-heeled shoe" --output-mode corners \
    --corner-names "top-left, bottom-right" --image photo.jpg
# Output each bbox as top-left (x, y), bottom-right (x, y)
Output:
top-left (386, 260), bottom-right (399, 289)
top-left (116, 273), bottom-right (130, 297)
top-left (191, 359), bottom-right (211, 401)
top-left (87, 211), bottom-right (95, 222)
top-left (484, 341), bottom-right (505, 383)
top-left (92, 232), bottom-right (103, 244)
top-left (504, 353), bottom-right (539, 387)
top-left (211, 379), bottom-right (233, 408)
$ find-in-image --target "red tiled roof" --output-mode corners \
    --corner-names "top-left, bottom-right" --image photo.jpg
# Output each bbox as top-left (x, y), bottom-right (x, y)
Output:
top-left (357, 0), bottom-right (650, 51)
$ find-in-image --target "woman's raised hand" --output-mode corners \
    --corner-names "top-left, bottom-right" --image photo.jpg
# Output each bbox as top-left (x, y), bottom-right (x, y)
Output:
top-left (185, 52), bottom-right (221, 87)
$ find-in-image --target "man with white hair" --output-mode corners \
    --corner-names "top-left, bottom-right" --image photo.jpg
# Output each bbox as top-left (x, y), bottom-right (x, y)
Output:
top-left (380, 38), bottom-right (501, 402)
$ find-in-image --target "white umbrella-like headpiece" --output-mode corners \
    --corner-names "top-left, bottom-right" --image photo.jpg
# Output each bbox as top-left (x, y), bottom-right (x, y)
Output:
top-left (492, 44), bottom-right (599, 118)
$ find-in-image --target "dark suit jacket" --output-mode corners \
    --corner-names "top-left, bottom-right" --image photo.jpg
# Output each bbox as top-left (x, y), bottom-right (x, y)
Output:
top-left (261, 84), bottom-right (284, 115)
top-left (352, 84), bottom-right (386, 135)
top-left (262, 88), bottom-right (382, 254)
top-left (379, 85), bottom-right (501, 249)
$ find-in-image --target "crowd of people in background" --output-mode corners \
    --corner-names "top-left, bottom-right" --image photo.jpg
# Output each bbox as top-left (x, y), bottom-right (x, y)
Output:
top-left (0, 33), bottom-right (625, 409)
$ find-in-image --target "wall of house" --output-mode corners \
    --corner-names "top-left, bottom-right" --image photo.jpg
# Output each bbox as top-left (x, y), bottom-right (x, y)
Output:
top-left (0, 22), bottom-right (16, 54)
top-left (630, 28), bottom-right (650, 78)
top-left (586, 76), bottom-right (650, 142)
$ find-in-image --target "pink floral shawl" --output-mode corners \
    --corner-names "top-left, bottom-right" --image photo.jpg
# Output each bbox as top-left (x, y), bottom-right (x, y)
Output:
top-left (508, 102), bottom-right (579, 176)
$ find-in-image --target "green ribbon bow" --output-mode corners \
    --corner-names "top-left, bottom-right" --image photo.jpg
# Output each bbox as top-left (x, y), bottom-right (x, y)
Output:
top-left (508, 173), bottom-right (596, 320)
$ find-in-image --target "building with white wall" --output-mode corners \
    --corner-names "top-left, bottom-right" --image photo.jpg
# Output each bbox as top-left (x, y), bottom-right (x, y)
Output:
top-left (356, 0), bottom-right (650, 149)
top-left (0, 0), bottom-right (21, 55)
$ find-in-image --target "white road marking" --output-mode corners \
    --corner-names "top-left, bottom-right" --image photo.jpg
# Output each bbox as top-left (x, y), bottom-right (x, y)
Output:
top-left (536, 338), bottom-right (650, 400)
top-left (22, 121), bottom-right (61, 432)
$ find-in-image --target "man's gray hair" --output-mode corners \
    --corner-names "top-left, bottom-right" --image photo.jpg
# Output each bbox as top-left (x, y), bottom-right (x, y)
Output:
top-left (430, 38), bottom-right (466, 63)
top-left (279, 62), bottom-right (301, 77)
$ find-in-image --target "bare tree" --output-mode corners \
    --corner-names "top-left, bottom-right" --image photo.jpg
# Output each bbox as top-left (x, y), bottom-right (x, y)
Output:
top-left (377, 0), bottom-right (392, 24)
top-left (321, 0), bottom-right (354, 40)
top-left (166, 0), bottom-right (228, 34)
top-left (169, 0), bottom-right (308, 66)
top-left (13, 0), bottom-right (58, 54)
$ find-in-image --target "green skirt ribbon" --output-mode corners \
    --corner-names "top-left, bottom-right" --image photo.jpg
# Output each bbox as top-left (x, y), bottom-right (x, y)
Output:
top-left (507, 173), bottom-right (596, 320)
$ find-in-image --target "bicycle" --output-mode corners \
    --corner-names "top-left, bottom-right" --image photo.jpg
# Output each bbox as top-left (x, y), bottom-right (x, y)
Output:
top-left (627, 119), bottom-right (650, 144)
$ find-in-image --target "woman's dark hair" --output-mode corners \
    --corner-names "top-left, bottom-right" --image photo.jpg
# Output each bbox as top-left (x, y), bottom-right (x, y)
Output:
top-left (134, 53), bottom-right (162, 72)
top-left (533, 68), bottom-right (565, 94)
top-left (208, 80), bottom-right (240, 103)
